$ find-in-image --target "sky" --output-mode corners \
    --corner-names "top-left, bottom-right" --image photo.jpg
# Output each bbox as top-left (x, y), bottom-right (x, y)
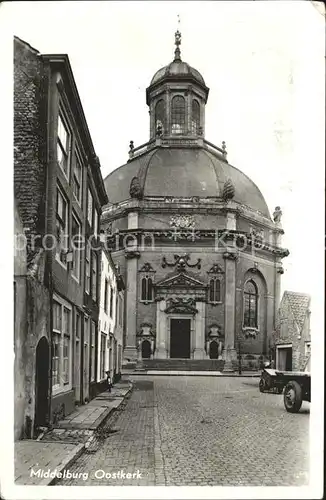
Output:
top-left (1, 0), bottom-right (325, 332)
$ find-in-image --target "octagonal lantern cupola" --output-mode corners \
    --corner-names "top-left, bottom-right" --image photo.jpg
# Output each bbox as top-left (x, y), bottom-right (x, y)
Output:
top-left (146, 30), bottom-right (210, 140)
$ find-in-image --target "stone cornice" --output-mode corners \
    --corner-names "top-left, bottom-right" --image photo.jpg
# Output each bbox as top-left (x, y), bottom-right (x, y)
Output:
top-left (105, 228), bottom-right (289, 258)
top-left (101, 198), bottom-right (279, 233)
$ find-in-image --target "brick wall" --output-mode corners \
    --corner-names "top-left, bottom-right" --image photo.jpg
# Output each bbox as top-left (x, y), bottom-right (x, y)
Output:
top-left (14, 38), bottom-right (48, 254)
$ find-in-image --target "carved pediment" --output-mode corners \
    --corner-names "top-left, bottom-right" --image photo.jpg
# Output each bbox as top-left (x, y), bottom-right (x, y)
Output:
top-left (207, 323), bottom-right (223, 339)
top-left (164, 297), bottom-right (198, 315)
top-left (136, 322), bottom-right (156, 338)
top-left (139, 262), bottom-right (155, 273)
top-left (156, 272), bottom-right (206, 290)
top-left (207, 264), bottom-right (224, 274)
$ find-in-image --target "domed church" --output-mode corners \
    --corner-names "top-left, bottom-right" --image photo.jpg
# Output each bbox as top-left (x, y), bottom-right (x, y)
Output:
top-left (101, 31), bottom-right (289, 371)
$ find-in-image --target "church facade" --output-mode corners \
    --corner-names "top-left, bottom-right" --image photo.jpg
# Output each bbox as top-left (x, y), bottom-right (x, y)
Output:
top-left (101, 32), bottom-right (289, 370)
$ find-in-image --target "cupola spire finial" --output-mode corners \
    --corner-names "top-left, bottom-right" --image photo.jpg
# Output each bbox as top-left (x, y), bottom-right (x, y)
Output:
top-left (174, 14), bottom-right (182, 62)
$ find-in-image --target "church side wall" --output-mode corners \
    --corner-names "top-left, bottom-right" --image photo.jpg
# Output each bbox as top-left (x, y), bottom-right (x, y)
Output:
top-left (234, 253), bottom-right (276, 368)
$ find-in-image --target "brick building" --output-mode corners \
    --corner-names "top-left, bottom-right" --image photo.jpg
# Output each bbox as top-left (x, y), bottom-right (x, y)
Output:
top-left (273, 291), bottom-right (311, 372)
top-left (14, 36), bottom-right (108, 437)
top-left (101, 32), bottom-right (289, 371)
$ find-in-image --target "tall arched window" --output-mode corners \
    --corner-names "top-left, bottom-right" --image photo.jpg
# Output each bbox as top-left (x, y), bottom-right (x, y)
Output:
top-left (155, 99), bottom-right (165, 135)
top-left (141, 276), bottom-right (153, 302)
top-left (209, 278), bottom-right (221, 303)
top-left (171, 95), bottom-right (186, 135)
top-left (244, 280), bottom-right (258, 327)
top-left (191, 99), bottom-right (200, 134)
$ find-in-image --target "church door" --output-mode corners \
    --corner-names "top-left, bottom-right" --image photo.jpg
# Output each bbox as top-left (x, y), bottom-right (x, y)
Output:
top-left (170, 319), bottom-right (191, 358)
top-left (209, 340), bottom-right (219, 359)
top-left (141, 340), bottom-right (151, 359)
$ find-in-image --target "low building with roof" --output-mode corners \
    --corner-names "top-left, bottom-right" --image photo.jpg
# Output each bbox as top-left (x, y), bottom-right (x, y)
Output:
top-left (273, 291), bottom-right (311, 371)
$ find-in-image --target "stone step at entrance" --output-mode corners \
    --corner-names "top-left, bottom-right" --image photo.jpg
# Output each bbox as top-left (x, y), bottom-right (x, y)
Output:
top-left (136, 359), bottom-right (225, 372)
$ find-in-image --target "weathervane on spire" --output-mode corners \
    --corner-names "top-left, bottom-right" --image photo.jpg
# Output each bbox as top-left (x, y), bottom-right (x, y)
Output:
top-left (174, 14), bottom-right (182, 62)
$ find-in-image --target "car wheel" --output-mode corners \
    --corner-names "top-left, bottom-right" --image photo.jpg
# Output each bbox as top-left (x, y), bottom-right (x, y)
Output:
top-left (284, 381), bottom-right (303, 413)
top-left (259, 379), bottom-right (265, 393)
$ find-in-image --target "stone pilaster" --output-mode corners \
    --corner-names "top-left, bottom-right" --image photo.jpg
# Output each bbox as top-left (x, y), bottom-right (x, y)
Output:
top-left (226, 212), bottom-right (237, 231)
top-left (222, 249), bottom-right (237, 371)
top-left (193, 301), bottom-right (206, 359)
top-left (128, 211), bottom-right (138, 230)
top-left (124, 250), bottom-right (140, 361)
top-left (266, 294), bottom-right (275, 353)
top-left (200, 98), bottom-right (205, 136)
top-left (165, 88), bottom-right (171, 135)
top-left (155, 299), bottom-right (168, 358)
top-left (274, 261), bottom-right (283, 328)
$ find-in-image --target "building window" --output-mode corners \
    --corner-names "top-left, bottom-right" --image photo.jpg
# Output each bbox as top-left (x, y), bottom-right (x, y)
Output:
top-left (63, 307), bottom-right (70, 384)
top-left (52, 333), bottom-right (60, 387)
top-left (56, 186), bottom-right (68, 266)
top-left (94, 210), bottom-right (99, 238)
top-left (84, 317), bottom-right (89, 387)
top-left (52, 299), bottom-right (72, 391)
top-left (171, 95), bottom-right (186, 135)
top-left (104, 279), bottom-right (109, 313)
top-left (243, 280), bottom-right (258, 328)
top-left (305, 342), bottom-right (311, 357)
top-left (141, 276), bottom-right (153, 302)
top-left (72, 151), bottom-right (82, 204)
top-left (87, 188), bottom-right (93, 227)
top-left (191, 99), bottom-right (200, 134)
top-left (71, 213), bottom-right (81, 281)
top-left (85, 243), bottom-right (91, 294)
top-left (91, 252), bottom-right (97, 301)
top-left (100, 333), bottom-right (106, 380)
top-left (57, 113), bottom-right (70, 178)
top-left (155, 99), bottom-right (165, 134)
top-left (109, 285), bottom-right (114, 318)
top-left (119, 296), bottom-right (123, 326)
top-left (90, 321), bottom-right (96, 382)
top-left (209, 278), bottom-right (221, 303)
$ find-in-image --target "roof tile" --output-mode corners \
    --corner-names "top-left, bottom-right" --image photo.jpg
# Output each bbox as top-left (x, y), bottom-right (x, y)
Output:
top-left (285, 291), bottom-right (311, 331)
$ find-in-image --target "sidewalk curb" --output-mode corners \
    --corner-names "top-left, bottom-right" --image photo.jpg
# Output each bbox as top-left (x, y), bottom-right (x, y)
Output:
top-left (48, 443), bottom-right (85, 486)
top-left (125, 371), bottom-right (261, 378)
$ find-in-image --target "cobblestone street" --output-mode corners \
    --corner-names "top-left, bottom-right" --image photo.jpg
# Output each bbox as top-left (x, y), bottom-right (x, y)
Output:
top-left (57, 376), bottom-right (309, 487)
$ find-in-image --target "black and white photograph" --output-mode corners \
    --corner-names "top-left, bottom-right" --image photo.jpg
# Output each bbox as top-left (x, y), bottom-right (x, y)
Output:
top-left (0, 1), bottom-right (324, 499)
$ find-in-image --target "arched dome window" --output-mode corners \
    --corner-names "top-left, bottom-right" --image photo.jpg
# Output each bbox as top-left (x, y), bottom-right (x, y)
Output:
top-left (171, 95), bottom-right (186, 135)
top-left (243, 280), bottom-right (258, 328)
top-left (191, 99), bottom-right (200, 134)
top-left (155, 99), bottom-right (165, 135)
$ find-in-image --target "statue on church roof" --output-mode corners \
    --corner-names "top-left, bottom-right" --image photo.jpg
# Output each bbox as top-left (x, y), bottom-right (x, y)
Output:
top-left (129, 176), bottom-right (142, 199)
top-left (222, 178), bottom-right (235, 201)
top-left (174, 29), bottom-right (182, 61)
top-left (273, 206), bottom-right (282, 224)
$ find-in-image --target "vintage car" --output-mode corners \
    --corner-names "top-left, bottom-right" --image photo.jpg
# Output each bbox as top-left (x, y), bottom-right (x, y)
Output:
top-left (259, 367), bottom-right (311, 413)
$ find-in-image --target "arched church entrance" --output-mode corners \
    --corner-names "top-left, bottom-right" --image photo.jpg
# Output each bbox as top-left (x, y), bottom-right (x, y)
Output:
top-left (141, 340), bottom-right (151, 359)
top-left (170, 318), bottom-right (191, 358)
top-left (34, 336), bottom-right (49, 429)
top-left (209, 340), bottom-right (219, 359)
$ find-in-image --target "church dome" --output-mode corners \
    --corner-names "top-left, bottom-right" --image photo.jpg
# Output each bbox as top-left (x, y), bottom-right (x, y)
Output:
top-left (103, 147), bottom-right (271, 219)
top-left (150, 61), bottom-right (206, 87)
